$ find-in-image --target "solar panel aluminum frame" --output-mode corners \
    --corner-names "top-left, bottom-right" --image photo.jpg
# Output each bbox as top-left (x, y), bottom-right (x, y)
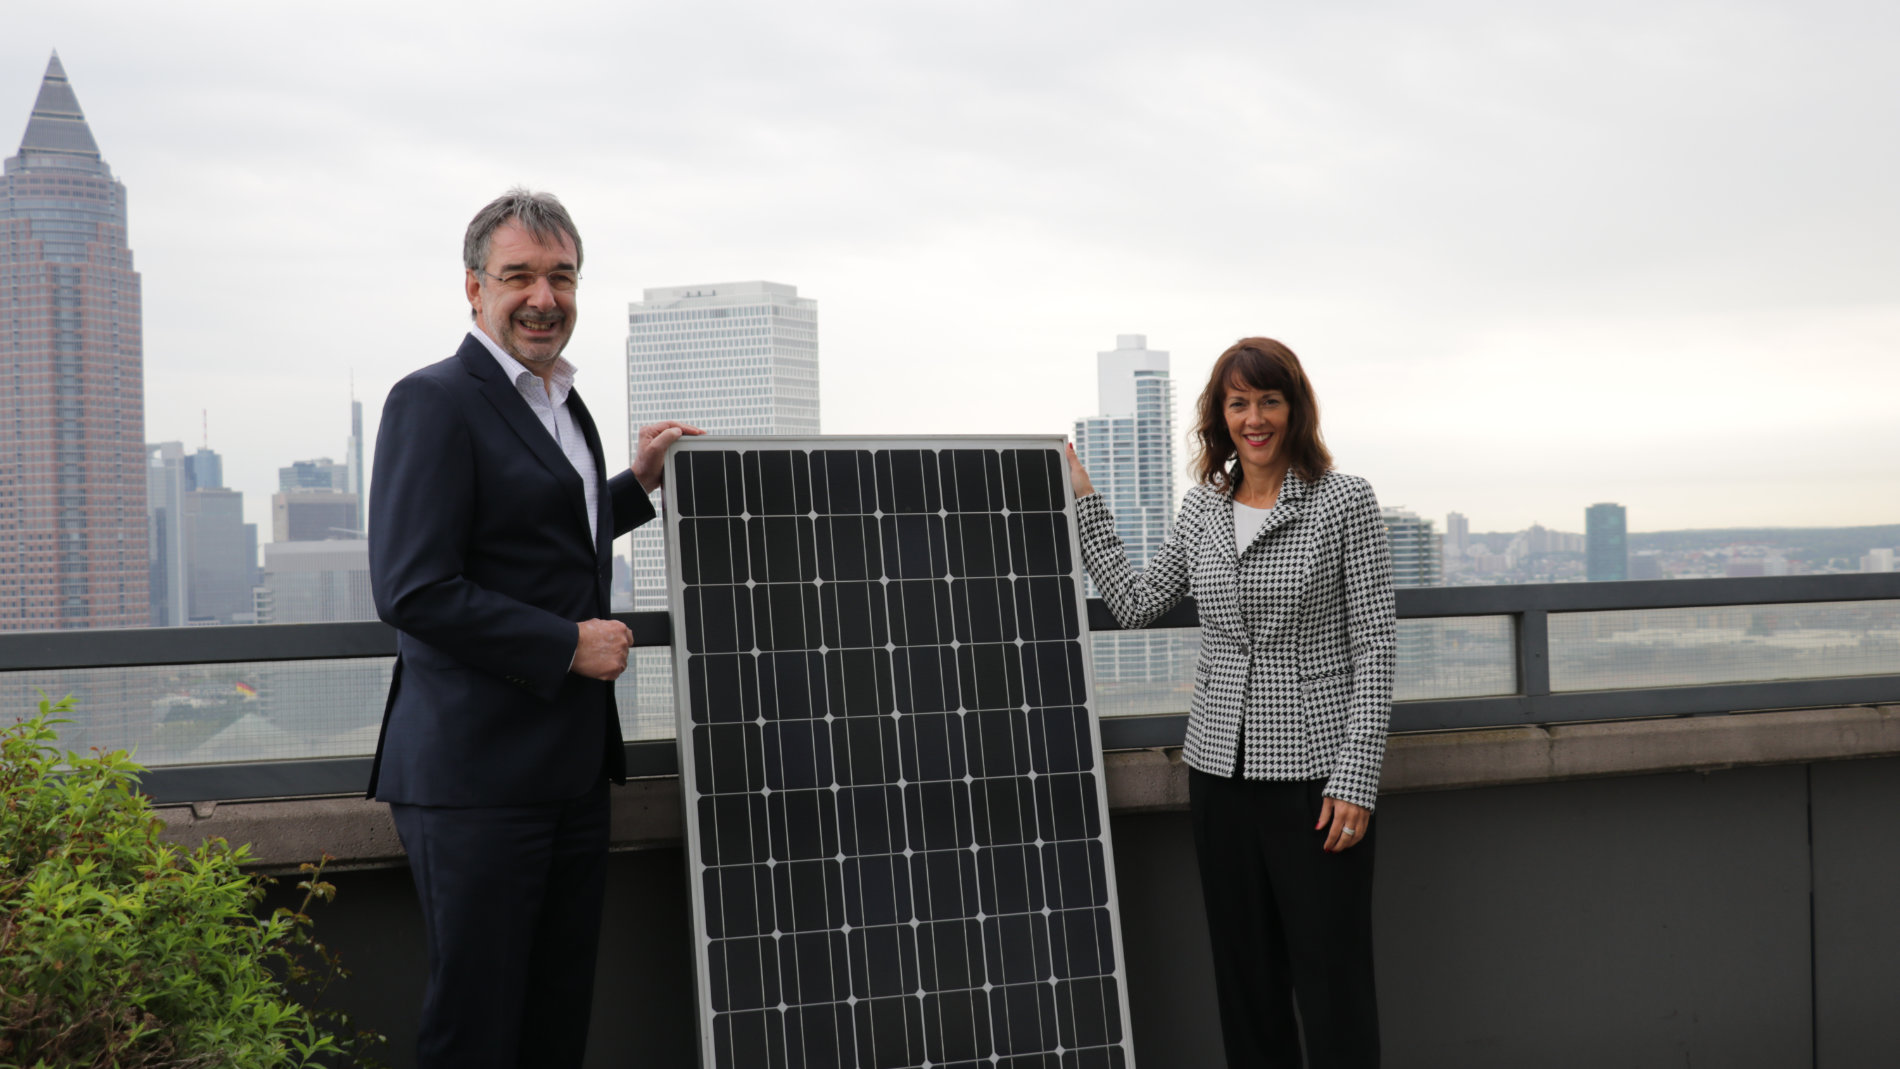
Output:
top-left (664, 435), bottom-right (1138, 1069)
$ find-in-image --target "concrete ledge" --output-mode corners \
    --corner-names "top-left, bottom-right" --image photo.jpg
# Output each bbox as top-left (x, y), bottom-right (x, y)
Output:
top-left (1103, 747), bottom-right (1192, 813)
top-left (156, 776), bottom-right (684, 875)
top-left (155, 796), bottom-right (406, 874)
top-left (154, 705), bottom-right (1900, 871)
top-left (1387, 703), bottom-right (1900, 794)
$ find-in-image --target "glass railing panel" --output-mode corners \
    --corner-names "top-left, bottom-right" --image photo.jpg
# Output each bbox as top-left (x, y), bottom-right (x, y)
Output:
top-left (619, 647), bottom-right (679, 742)
top-left (1, 658), bottom-right (393, 767)
top-left (1086, 616), bottom-right (1518, 719)
top-left (1395, 616), bottom-right (1517, 701)
top-left (1091, 629), bottom-right (1201, 719)
top-left (0, 614), bottom-right (1534, 765)
top-left (1549, 600), bottom-right (1900, 691)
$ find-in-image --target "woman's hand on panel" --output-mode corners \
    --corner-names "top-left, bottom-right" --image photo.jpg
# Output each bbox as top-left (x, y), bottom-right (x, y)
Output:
top-left (1065, 442), bottom-right (1094, 498)
top-left (1318, 796), bottom-right (1371, 852)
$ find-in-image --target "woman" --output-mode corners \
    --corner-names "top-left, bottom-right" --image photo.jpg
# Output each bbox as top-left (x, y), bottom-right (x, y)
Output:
top-left (1067, 337), bottom-right (1396, 1068)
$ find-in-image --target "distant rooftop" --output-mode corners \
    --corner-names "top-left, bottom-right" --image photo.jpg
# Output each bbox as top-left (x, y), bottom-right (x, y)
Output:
top-left (638, 281), bottom-right (800, 302)
top-left (16, 51), bottom-right (100, 162)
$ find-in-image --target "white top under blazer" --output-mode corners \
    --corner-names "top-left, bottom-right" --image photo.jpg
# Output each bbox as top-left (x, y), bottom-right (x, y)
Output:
top-left (1075, 470), bottom-right (1398, 810)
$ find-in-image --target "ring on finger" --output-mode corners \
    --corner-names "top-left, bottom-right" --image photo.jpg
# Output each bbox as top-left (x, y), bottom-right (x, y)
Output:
top-left (1343, 827), bottom-right (1357, 836)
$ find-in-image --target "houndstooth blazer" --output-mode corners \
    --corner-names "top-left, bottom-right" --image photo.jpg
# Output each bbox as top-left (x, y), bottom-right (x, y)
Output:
top-left (1076, 470), bottom-right (1397, 810)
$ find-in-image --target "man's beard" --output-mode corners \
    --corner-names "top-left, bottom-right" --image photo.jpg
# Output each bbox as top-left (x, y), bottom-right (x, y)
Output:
top-left (500, 312), bottom-right (568, 367)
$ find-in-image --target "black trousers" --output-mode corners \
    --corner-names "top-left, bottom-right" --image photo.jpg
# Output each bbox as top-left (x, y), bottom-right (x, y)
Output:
top-left (1189, 769), bottom-right (1380, 1069)
top-left (389, 778), bottom-right (610, 1069)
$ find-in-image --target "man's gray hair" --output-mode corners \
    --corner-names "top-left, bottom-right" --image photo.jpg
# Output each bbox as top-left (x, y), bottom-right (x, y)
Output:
top-left (463, 188), bottom-right (584, 273)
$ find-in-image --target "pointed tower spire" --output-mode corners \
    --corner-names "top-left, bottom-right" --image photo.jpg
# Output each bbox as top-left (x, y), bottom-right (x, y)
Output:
top-left (18, 50), bottom-right (101, 160)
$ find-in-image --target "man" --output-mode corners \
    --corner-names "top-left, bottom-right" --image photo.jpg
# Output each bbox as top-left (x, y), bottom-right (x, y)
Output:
top-left (368, 188), bottom-right (699, 1068)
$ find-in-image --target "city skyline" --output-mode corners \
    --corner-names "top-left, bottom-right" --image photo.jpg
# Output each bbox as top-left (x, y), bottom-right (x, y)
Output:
top-left (2, 10), bottom-right (1897, 559)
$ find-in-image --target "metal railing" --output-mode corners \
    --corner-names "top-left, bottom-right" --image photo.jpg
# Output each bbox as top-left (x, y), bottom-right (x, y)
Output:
top-left (3, 573), bottom-right (1897, 804)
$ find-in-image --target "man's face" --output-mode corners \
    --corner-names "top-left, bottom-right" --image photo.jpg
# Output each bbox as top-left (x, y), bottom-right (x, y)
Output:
top-left (465, 220), bottom-right (579, 367)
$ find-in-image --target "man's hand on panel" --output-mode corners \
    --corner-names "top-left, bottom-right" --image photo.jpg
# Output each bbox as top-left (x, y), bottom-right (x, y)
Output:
top-left (632, 421), bottom-right (705, 492)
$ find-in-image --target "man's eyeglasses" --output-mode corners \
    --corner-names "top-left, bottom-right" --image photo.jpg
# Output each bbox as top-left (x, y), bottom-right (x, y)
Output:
top-left (479, 269), bottom-right (580, 293)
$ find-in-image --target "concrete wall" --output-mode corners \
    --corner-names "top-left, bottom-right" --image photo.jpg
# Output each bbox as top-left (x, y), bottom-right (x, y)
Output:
top-left (192, 708), bottom-right (1900, 1067)
top-left (261, 754), bottom-right (1900, 1069)
top-left (1812, 757), bottom-right (1900, 1065)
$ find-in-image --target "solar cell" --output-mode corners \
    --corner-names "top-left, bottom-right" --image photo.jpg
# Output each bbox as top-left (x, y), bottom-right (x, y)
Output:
top-left (669, 438), bottom-right (1135, 1069)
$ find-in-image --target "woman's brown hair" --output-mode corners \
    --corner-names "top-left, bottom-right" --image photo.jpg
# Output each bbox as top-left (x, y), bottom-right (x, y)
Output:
top-left (1191, 337), bottom-right (1333, 494)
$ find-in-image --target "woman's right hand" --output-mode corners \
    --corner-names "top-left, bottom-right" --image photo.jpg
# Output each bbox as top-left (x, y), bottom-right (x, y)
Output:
top-left (1065, 442), bottom-right (1094, 498)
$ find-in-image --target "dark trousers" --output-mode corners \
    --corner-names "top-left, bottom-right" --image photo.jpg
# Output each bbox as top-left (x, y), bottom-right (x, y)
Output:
top-left (1189, 769), bottom-right (1380, 1069)
top-left (389, 779), bottom-right (610, 1069)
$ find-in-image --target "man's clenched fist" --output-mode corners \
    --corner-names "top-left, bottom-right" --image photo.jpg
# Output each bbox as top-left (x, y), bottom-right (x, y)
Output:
top-left (573, 618), bottom-right (633, 680)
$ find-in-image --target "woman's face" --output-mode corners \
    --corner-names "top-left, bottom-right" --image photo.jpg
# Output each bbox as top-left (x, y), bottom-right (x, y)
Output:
top-left (1225, 383), bottom-right (1290, 469)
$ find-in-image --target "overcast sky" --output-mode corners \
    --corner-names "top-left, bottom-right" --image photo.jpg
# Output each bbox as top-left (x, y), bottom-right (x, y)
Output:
top-left (7, 0), bottom-right (1898, 556)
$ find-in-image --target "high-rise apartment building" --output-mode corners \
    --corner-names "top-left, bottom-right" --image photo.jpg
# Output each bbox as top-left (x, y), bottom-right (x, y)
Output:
top-left (1445, 511), bottom-right (1469, 557)
top-left (0, 53), bottom-right (148, 631)
top-left (1381, 508), bottom-right (1442, 587)
top-left (1586, 503), bottom-right (1628, 581)
top-left (1072, 335), bottom-right (1184, 686)
top-left (624, 281), bottom-right (819, 612)
top-left (625, 281), bottom-right (819, 721)
top-left (1074, 335), bottom-right (1175, 575)
top-left (146, 442), bottom-right (188, 626)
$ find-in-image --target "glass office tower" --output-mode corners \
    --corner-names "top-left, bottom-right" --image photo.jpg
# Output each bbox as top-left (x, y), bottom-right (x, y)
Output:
top-left (1587, 502), bottom-right (1629, 581)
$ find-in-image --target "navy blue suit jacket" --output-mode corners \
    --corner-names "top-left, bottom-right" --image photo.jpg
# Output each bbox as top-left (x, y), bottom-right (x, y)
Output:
top-left (366, 334), bottom-right (655, 807)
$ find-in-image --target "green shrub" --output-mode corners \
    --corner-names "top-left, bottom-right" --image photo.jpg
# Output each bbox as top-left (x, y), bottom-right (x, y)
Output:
top-left (0, 696), bottom-right (380, 1068)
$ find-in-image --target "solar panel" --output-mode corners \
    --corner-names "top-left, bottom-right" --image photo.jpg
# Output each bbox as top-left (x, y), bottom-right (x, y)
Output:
top-left (666, 437), bottom-right (1136, 1069)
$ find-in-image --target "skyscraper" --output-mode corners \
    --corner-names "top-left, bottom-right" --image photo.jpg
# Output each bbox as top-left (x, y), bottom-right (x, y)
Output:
top-left (1072, 335), bottom-right (1183, 686)
top-left (624, 281), bottom-right (819, 612)
top-left (624, 281), bottom-right (819, 720)
top-left (0, 53), bottom-right (148, 631)
top-left (1073, 335), bottom-right (1175, 575)
top-left (1381, 508), bottom-right (1442, 587)
top-left (146, 442), bottom-right (187, 626)
top-left (257, 540), bottom-right (374, 624)
top-left (1443, 510), bottom-right (1470, 574)
top-left (1445, 511), bottom-right (1469, 556)
top-left (182, 486), bottom-right (256, 624)
top-left (270, 491), bottom-right (359, 542)
top-left (176, 447), bottom-right (256, 624)
top-left (1586, 503), bottom-right (1628, 582)
top-left (345, 392), bottom-right (364, 536)
top-left (184, 447), bottom-right (220, 493)
top-left (278, 457), bottom-right (348, 493)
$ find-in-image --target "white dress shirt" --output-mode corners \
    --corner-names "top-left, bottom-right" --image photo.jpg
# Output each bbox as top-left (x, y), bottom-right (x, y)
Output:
top-left (470, 327), bottom-right (600, 544)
